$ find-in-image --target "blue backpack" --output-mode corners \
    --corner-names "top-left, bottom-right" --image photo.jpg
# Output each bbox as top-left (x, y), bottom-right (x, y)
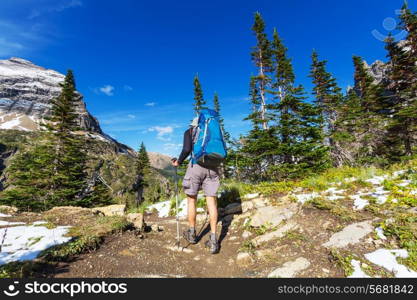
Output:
top-left (191, 108), bottom-right (227, 168)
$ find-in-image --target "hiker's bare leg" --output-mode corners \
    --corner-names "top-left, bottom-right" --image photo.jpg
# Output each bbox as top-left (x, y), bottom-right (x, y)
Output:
top-left (187, 195), bottom-right (197, 228)
top-left (206, 196), bottom-right (218, 234)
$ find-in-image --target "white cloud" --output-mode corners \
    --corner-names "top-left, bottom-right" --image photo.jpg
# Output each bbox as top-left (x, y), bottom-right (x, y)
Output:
top-left (127, 114), bottom-right (136, 119)
top-left (29, 0), bottom-right (83, 19)
top-left (145, 102), bottom-right (156, 107)
top-left (94, 85), bottom-right (114, 96)
top-left (148, 126), bottom-right (174, 141)
top-left (124, 85), bottom-right (133, 91)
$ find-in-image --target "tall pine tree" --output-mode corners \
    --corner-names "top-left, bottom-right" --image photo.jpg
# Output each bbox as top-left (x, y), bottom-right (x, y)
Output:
top-left (240, 76), bottom-right (276, 181)
top-left (133, 142), bottom-right (150, 206)
top-left (384, 3), bottom-right (417, 158)
top-left (44, 70), bottom-right (89, 206)
top-left (309, 50), bottom-right (344, 165)
top-left (213, 92), bottom-right (230, 142)
top-left (250, 12), bottom-right (272, 130)
top-left (193, 74), bottom-right (206, 114)
top-left (351, 56), bottom-right (386, 164)
top-left (269, 29), bottom-right (329, 179)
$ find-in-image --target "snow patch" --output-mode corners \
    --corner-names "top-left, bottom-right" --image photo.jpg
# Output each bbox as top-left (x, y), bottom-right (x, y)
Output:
top-left (392, 170), bottom-right (407, 177)
top-left (397, 180), bottom-right (411, 187)
top-left (348, 260), bottom-right (370, 278)
top-left (0, 220), bottom-right (25, 226)
top-left (375, 227), bottom-right (387, 240)
top-left (147, 198), bottom-right (190, 218)
top-left (324, 188), bottom-right (346, 200)
top-left (0, 118), bottom-right (21, 129)
top-left (243, 193), bottom-right (259, 200)
top-left (365, 249), bottom-right (417, 278)
top-left (369, 186), bottom-right (390, 204)
top-left (0, 224), bottom-right (71, 266)
top-left (33, 221), bottom-right (48, 225)
top-left (351, 194), bottom-right (369, 210)
top-left (294, 192), bottom-right (320, 204)
top-left (365, 175), bottom-right (388, 185)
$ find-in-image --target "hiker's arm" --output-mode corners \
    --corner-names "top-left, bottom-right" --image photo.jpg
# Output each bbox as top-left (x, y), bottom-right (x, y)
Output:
top-left (177, 129), bottom-right (192, 165)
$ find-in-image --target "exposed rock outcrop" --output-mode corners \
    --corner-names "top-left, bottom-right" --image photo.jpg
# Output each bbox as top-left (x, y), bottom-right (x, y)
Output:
top-left (0, 57), bottom-right (102, 133)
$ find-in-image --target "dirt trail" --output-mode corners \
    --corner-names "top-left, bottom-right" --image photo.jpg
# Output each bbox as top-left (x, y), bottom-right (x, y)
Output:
top-left (53, 214), bottom-right (252, 278)
top-left (49, 205), bottom-right (355, 278)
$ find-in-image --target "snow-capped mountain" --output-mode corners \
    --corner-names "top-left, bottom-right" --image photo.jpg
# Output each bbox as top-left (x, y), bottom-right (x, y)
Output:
top-left (0, 57), bottom-right (102, 133)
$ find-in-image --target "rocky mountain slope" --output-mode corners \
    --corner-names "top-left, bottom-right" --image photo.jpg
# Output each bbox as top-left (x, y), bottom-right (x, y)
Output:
top-left (0, 57), bottom-right (102, 133)
top-left (148, 152), bottom-right (175, 171)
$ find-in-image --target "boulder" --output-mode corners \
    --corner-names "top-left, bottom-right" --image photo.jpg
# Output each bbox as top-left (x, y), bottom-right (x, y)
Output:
top-left (242, 231), bottom-right (252, 239)
top-left (126, 213), bottom-right (144, 231)
top-left (150, 223), bottom-right (164, 232)
top-left (0, 205), bottom-right (18, 215)
top-left (241, 198), bottom-right (269, 213)
top-left (322, 220), bottom-right (373, 248)
top-left (250, 203), bottom-right (299, 227)
top-left (45, 206), bottom-right (94, 216)
top-left (252, 221), bottom-right (298, 247)
top-left (255, 249), bottom-right (275, 260)
top-left (93, 204), bottom-right (126, 217)
top-left (268, 257), bottom-right (311, 278)
top-left (236, 252), bottom-right (254, 266)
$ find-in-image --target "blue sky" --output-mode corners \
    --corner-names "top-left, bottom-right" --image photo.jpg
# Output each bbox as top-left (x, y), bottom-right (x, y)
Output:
top-left (0, 0), bottom-right (413, 156)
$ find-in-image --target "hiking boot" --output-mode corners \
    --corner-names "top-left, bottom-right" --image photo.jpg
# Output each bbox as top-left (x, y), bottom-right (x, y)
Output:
top-left (183, 228), bottom-right (197, 244)
top-left (205, 233), bottom-right (219, 254)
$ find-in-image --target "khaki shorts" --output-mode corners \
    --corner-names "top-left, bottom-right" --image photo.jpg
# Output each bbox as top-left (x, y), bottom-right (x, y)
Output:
top-left (182, 163), bottom-right (220, 197)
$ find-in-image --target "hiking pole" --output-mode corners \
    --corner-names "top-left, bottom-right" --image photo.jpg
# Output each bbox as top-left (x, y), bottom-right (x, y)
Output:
top-left (172, 158), bottom-right (180, 249)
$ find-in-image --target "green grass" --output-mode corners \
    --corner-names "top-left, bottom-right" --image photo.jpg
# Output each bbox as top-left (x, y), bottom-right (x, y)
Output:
top-left (308, 197), bottom-right (359, 222)
top-left (0, 261), bottom-right (53, 278)
top-left (330, 249), bottom-right (354, 277)
top-left (239, 240), bottom-right (256, 254)
top-left (380, 213), bottom-right (417, 271)
top-left (284, 230), bottom-right (308, 241)
top-left (27, 236), bottom-right (43, 247)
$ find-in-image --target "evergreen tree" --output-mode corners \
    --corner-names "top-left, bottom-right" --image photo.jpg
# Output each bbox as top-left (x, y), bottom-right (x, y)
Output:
top-left (44, 70), bottom-right (89, 206)
top-left (352, 56), bottom-right (384, 113)
top-left (332, 89), bottom-right (364, 165)
top-left (269, 29), bottom-right (329, 178)
top-left (1, 70), bottom-right (98, 210)
top-left (309, 50), bottom-right (344, 165)
top-left (349, 56), bottom-right (385, 164)
top-left (1, 143), bottom-right (56, 211)
top-left (213, 92), bottom-right (230, 142)
top-left (383, 4), bottom-right (417, 158)
top-left (250, 12), bottom-right (273, 130)
top-left (240, 77), bottom-right (276, 181)
top-left (309, 50), bottom-right (342, 131)
top-left (193, 74), bottom-right (206, 113)
top-left (134, 142), bottom-right (150, 206)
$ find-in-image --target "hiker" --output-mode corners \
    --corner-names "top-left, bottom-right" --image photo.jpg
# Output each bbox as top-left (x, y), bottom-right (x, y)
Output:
top-left (172, 109), bottom-right (227, 254)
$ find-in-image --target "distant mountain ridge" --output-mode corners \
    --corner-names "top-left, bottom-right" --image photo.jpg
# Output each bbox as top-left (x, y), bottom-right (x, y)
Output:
top-left (0, 57), bottom-right (102, 133)
top-left (148, 152), bottom-right (175, 171)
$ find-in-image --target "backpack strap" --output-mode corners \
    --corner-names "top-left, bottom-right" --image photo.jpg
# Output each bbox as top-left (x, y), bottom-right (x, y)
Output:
top-left (190, 126), bottom-right (198, 167)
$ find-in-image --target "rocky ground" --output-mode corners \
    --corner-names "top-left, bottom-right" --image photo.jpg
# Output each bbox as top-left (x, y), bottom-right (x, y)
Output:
top-left (1, 167), bottom-right (416, 278)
